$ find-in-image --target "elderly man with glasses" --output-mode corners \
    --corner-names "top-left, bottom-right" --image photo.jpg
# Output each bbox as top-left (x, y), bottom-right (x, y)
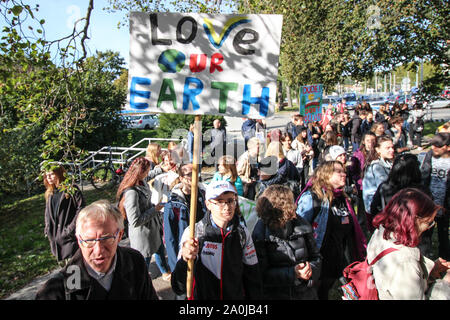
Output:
top-left (36, 200), bottom-right (158, 300)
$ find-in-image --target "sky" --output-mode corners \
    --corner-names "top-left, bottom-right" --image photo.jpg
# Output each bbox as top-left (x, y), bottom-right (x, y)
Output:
top-left (22, 0), bottom-right (131, 66)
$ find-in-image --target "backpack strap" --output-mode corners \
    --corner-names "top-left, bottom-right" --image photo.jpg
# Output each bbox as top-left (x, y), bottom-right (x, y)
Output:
top-left (368, 248), bottom-right (398, 266)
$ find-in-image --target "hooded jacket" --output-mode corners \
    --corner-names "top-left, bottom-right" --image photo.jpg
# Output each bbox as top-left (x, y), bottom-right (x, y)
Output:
top-left (362, 158), bottom-right (392, 211)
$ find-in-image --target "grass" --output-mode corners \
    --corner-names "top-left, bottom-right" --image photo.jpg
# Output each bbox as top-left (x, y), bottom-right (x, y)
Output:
top-left (423, 120), bottom-right (445, 137)
top-left (0, 187), bottom-right (116, 299)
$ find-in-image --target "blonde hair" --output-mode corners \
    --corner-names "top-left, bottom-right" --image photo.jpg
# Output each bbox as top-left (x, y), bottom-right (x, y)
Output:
top-left (75, 199), bottom-right (124, 236)
top-left (265, 141), bottom-right (285, 159)
top-left (311, 161), bottom-right (347, 203)
top-left (247, 137), bottom-right (260, 150)
top-left (146, 143), bottom-right (161, 164)
top-left (167, 141), bottom-right (178, 150)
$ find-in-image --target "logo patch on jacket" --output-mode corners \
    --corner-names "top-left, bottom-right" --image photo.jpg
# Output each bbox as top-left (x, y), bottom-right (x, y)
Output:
top-left (201, 241), bottom-right (222, 279)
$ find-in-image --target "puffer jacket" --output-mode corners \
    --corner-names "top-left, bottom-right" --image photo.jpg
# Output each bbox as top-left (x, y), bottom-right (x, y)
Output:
top-left (163, 184), bottom-right (207, 271)
top-left (252, 217), bottom-right (321, 300)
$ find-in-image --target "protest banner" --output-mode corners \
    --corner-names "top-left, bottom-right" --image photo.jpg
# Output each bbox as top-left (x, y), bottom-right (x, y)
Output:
top-left (127, 12), bottom-right (283, 119)
top-left (238, 196), bottom-right (258, 234)
top-left (299, 84), bottom-right (323, 123)
top-left (128, 12), bottom-right (282, 298)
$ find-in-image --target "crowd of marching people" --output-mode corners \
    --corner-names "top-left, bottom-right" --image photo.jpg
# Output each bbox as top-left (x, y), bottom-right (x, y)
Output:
top-left (37, 100), bottom-right (450, 300)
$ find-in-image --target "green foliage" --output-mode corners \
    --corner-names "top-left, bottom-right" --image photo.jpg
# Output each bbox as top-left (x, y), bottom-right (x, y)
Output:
top-left (156, 114), bottom-right (227, 147)
top-left (104, 0), bottom-right (238, 27)
top-left (0, 2), bottom-right (127, 196)
top-left (239, 0), bottom-right (448, 95)
top-left (111, 129), bottom-right (158, 147)
top-left (0, 187), bottom-right (117, 299)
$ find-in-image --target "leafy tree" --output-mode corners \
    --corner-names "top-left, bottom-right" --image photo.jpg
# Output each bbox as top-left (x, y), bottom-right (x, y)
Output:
top-left (238, 0), bottom-right (448, 95)
top-left (0, 1), bottom-right (126, 196)
top-left (156, 114), bottom-right (227, 148)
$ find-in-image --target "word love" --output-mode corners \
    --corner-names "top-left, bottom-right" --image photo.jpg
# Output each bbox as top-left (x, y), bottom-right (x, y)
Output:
top-left (150, 13), bottom-right (259, 55)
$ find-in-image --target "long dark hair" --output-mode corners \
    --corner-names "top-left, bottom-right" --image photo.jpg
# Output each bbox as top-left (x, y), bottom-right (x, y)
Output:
top-left (116, 157), bottom-right (151, 220)
top-left (359, 132), bottom-right (376, 161)
top-left (365, 135), bottom-right (393, 169)
top-left (386, 153), bottom-right (422, 189)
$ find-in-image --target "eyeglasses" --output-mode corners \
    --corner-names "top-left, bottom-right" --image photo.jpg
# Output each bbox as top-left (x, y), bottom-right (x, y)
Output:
top-left (209, 198), bottom-right (237, 208)
top-left (426, 220), bottom-right (436, 230)
top-left (181, 173), bottom-right (193, 179)
top-left (78, 229), bottom-right (120, 248)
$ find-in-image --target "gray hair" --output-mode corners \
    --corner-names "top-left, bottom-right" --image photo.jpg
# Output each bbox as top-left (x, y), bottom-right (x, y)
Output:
top-left (75, 200), bottom-right (124, 235)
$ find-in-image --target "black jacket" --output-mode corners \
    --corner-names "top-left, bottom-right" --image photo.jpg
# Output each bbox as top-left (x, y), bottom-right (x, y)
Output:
top-left (350, 114), bottom-right (362, 144)
top-left (44, 186), bottom-right (85, 261)
top-left (370, 181), bottom-right (431, 217)
top-left (252, 217), bottom-right (321, 300)
top-left (171, 213), bottom-right (262, 300)
top-left (35, 246), bottom-right (158, 300)
top-left (254, 173), bottom-right (287, 200)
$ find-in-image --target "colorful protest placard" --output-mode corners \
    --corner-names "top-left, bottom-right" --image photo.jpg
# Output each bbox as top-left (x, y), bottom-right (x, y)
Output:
top-left (127, 12), bottom-right (283, 119)
top-left (299, 84), bottom-right (323, 123)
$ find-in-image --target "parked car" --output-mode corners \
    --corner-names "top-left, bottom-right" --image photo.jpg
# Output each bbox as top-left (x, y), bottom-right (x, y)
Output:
top-left (342, 93), bottom-right (358, 110)
top-left (122, 114), bottom-right (159, 129)
top-left (442, 89), bottom-right (450, 99)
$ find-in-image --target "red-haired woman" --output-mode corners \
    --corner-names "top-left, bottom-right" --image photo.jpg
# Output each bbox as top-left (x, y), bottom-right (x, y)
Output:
top-left (368, 188), bottom-right (450, 299)
top-left (116, 157), bottom-right (170, 280)
top-left (43, 166), bottom-right (85, 262)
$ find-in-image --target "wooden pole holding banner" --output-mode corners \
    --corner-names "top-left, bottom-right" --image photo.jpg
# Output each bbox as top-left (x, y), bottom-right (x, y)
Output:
top-left (187, 115), bottom-right (202, 299)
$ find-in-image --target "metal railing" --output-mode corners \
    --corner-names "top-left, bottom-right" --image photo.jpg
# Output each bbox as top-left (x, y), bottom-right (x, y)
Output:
top-left (41, 137), bottom-right (186, 191)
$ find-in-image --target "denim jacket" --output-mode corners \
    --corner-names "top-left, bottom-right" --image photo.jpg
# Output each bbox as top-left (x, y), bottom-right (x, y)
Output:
top-left (296, 189), bottom-right (366, 261)
top-left (362, 158), bottom-right (392, 211)
top-left (296, 189), bottom-right (330, 250)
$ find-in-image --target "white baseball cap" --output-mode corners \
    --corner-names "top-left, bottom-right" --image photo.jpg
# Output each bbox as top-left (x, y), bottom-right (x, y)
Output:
top-left (205, 180), bottom-right (237, 200)
top-left (328, 145), bottom-right (346, 160)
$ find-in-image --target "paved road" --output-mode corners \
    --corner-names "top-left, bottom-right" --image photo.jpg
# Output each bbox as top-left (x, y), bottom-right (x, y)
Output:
top-left (5, 107), bottom-right (449, 300)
